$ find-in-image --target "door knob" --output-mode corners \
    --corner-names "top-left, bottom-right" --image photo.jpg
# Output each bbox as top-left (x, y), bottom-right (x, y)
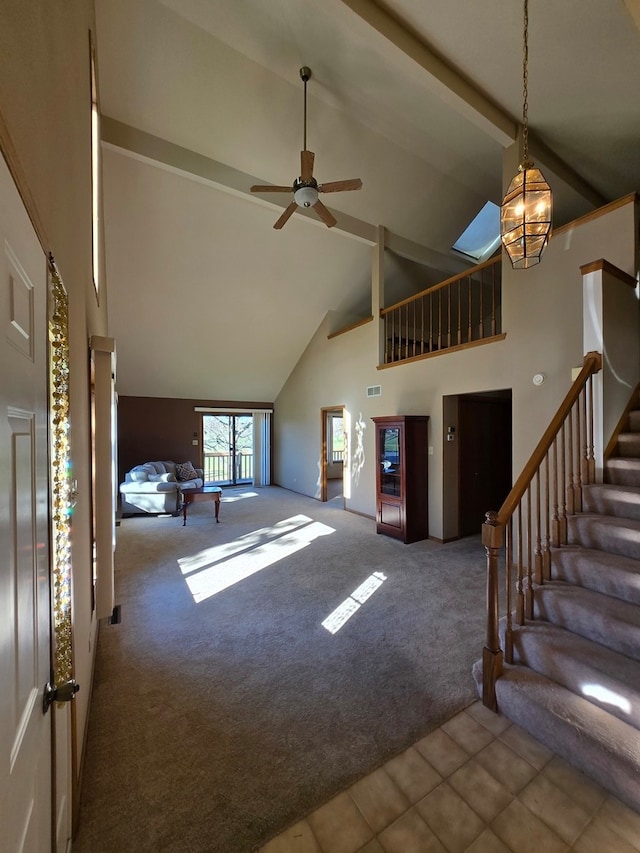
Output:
top-left (43, 679), bottom-right (80, 714)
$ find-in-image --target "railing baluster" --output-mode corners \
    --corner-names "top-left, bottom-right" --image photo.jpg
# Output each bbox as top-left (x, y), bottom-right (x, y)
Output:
top-left (413, 300), bottom-right (417, 358)
top-left (587, 374), bottom-right (596, 483)
top-left (467, 276), bottom-right (472, 342)
top-left (479, 269), bottom-right (484, 339)
top-left (516, 503), bottom-right (524, 625)
top-left (580, 385), bottom-right (589, 486)
top-left (420, 296), bottom-right (425, 354)
top-left (543, 453), bottom-right (551, 580)
top-left (567, 408), bottom-right (575, 515)
top-left (437, 291), bottom-right (442, 350)
top-left (429, 292), bottom-right (434, 351)
top-left (447, 286), bottom-right (452, 348)
top-left (404, 304), bottom-right (409, 358)
top-left (534, 467), bottom-right (543, 584)
top-left (457, 279), bottom-right (462, 345)
top-left (505, 519), bottom-right (513, 663)
top-left (526, 485), bottom-right (533, 619)
top-left (552, 436), bottom-right (560, 547)
top-left (559, 422), bottom-right (568, 544)
top-left (491, 263), bottom-right (496, 336)
top-left (574, 394), bottom-right (583, 511)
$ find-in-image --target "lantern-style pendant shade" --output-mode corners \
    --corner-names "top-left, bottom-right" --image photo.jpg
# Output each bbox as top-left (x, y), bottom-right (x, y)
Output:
top-left (500, 165), bottom-right (552, 269)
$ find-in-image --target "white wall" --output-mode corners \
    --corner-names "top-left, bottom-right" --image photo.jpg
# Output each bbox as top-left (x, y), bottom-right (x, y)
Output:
top-left (274, 198), bottom-right (637, 540)
top-left (0, 0), bottom-right (107, 813)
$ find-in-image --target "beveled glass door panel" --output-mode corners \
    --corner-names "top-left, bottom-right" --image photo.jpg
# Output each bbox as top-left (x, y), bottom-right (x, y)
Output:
top-left (380, 427), bottom-right (401, 496)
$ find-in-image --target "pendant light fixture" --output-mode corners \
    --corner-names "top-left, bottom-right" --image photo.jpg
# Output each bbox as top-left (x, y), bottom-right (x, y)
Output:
top-left (501, 0), bottom-right (552, 269)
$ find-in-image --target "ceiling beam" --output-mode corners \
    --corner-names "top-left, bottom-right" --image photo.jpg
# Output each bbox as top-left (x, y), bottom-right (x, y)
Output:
top-left (339, 0), bottom-right (516, 147)
top-left (339, 0), bottom-right (606, 207)
top-left (102, 116), bottom-right (464, 270)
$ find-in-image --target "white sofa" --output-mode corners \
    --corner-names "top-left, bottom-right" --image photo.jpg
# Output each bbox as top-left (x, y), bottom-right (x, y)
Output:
top-left (119, 460), bottom-right (204, 516)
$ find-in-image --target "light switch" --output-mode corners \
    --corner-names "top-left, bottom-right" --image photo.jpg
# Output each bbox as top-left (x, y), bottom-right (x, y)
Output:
top-left (192, 439), bottom-right (198, 445)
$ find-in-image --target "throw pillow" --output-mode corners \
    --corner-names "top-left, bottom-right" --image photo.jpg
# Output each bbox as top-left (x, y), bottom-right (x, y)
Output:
top-left (175, 461), bottom-right (198, 481)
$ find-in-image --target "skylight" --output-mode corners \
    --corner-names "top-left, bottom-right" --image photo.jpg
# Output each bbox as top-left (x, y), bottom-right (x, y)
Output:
top-left (452, 201), bottom-right (501, 263)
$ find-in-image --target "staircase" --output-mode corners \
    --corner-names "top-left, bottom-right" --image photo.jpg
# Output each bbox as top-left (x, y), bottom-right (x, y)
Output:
top-left (480, 397), bottom-right (640, 812)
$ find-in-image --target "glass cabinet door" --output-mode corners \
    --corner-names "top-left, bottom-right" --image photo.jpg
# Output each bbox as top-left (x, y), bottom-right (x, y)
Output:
top-left (379, 427), bottom-right (401, 496)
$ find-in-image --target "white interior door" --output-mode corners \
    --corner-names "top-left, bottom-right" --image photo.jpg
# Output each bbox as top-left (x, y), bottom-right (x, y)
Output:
top-left (0, 155), bottom-right (53, 850)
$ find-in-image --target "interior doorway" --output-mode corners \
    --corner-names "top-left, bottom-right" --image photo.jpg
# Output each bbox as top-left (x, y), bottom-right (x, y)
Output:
top-left (443, 390), bottom-right (512, 539)
top-left (320, 407), bottom-right (345, 503)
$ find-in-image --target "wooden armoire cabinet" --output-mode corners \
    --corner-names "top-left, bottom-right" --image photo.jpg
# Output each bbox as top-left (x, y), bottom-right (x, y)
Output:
top-left (372, 415), bottom-right (429, 543)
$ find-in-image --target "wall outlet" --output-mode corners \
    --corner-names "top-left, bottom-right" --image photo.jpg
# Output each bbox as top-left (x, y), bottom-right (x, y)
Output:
top-left (428, 446), bottom-right (434, 455)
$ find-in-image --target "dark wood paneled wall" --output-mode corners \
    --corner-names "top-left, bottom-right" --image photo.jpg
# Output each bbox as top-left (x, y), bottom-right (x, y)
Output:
top-left (117, 396), bottom-right (273, 483)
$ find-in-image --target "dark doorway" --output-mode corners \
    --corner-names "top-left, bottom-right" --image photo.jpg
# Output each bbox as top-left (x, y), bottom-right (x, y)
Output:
top-left (458, 392), bottom-right (512, 537)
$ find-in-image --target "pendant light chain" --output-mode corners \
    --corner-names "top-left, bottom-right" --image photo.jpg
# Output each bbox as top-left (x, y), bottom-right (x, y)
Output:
top-left (521, 0), bottom-right (529, 165)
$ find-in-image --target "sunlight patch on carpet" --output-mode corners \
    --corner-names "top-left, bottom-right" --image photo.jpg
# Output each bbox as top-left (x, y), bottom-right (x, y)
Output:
top-left (581, 682), bottom-right (631, 714)
top-left (179, 515), bottom-right (335, 602)
top-left (322, 571), bottom-right (387, 634)
top-left (220, 490), bottom-right (259, 503)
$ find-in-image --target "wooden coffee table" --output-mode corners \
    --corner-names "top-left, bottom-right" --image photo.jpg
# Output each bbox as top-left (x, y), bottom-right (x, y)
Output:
top-left (181, 486), bottom-right (222, 526)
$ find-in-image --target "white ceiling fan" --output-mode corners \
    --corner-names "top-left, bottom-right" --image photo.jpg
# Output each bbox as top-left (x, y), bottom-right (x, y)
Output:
top-left (250, 67), bottom-right (363, 229)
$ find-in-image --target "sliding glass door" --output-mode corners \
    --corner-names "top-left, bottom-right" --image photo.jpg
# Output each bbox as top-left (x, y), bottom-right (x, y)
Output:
top-left (202, 414), bottom-right (253, 485)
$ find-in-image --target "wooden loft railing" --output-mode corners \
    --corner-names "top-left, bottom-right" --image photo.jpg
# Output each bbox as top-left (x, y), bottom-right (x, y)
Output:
top-left (482, 351), bottom-right (603, 711)
top-left (380, 255), bottom-right (502, 365)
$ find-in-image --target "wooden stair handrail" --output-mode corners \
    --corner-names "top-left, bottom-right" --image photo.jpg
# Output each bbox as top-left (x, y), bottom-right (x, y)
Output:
top-left (482, 349), bottom-right (602, 711)
top-left (496, 351), bottom-right (602, 525)
top-left (380, 255), bottom-right (501, 316)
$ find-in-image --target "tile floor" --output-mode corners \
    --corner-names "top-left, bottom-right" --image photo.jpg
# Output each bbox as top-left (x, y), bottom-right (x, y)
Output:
top-left (259, 701), bottom-right (640, 853)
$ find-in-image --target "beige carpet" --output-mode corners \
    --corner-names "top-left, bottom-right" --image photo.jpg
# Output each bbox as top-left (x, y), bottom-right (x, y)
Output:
top-left (74, 486), bottom-right (488, 852)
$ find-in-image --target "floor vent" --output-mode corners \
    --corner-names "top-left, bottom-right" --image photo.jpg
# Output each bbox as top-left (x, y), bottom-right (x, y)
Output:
top-left (366, 385), bottom-right (382, 398)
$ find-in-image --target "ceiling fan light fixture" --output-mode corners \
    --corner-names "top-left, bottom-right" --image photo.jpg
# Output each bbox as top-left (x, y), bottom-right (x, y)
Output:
top-left (294, 185), bottom-right (319, 207)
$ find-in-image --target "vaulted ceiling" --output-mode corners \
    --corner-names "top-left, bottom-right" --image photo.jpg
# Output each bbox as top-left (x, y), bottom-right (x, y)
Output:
top-left (96, 0), bottom-right (640, 401)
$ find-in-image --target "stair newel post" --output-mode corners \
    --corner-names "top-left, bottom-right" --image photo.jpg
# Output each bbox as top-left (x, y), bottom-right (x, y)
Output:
top-left (516, 503), bottom-right (525, 625)
top-left (482, 511), bottom-right (504, 711)
top-left (543, 452), bottom-right (551, 580)
top-left (525, 485), bottom-right (534, 620)
top-left (534, 467), bottom-right (543, 584)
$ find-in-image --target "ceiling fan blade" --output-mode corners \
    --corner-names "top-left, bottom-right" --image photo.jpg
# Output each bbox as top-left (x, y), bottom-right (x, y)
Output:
top-left (301, 150), bottom-right (315, 182)
top-left (313, 200), bottom-right (337, 228)
top-left (250, 185), bottom-right (292, 193)
top-left (318, 178), bottom-right (363, 193)
top-left (273, 201), bottom-right (298, 230)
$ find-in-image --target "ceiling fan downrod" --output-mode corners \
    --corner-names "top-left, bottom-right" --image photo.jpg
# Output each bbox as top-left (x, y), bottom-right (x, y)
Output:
top-left (300, 66), bottom-right (311, 152)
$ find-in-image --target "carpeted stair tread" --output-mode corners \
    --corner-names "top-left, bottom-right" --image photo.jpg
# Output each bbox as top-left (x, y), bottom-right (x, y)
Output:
top-left (551, 545), bottom-right (640, 604)
top-left (627, 409), bottom-right (640, 432)
top-left (582, 482), bottom-right (640, 521)
top-left (534, 582), bottom-right (640, 660)
top-left (500, 619), bottom-right (640, 730)
top-left (488, 663), bottom-right (640, 813)
top-left (605, 457), bottom-right (640, 487)
top-left (617, 433), bottom-right (640, 458)
top-left (567, 512), bottom-right (640, 560)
